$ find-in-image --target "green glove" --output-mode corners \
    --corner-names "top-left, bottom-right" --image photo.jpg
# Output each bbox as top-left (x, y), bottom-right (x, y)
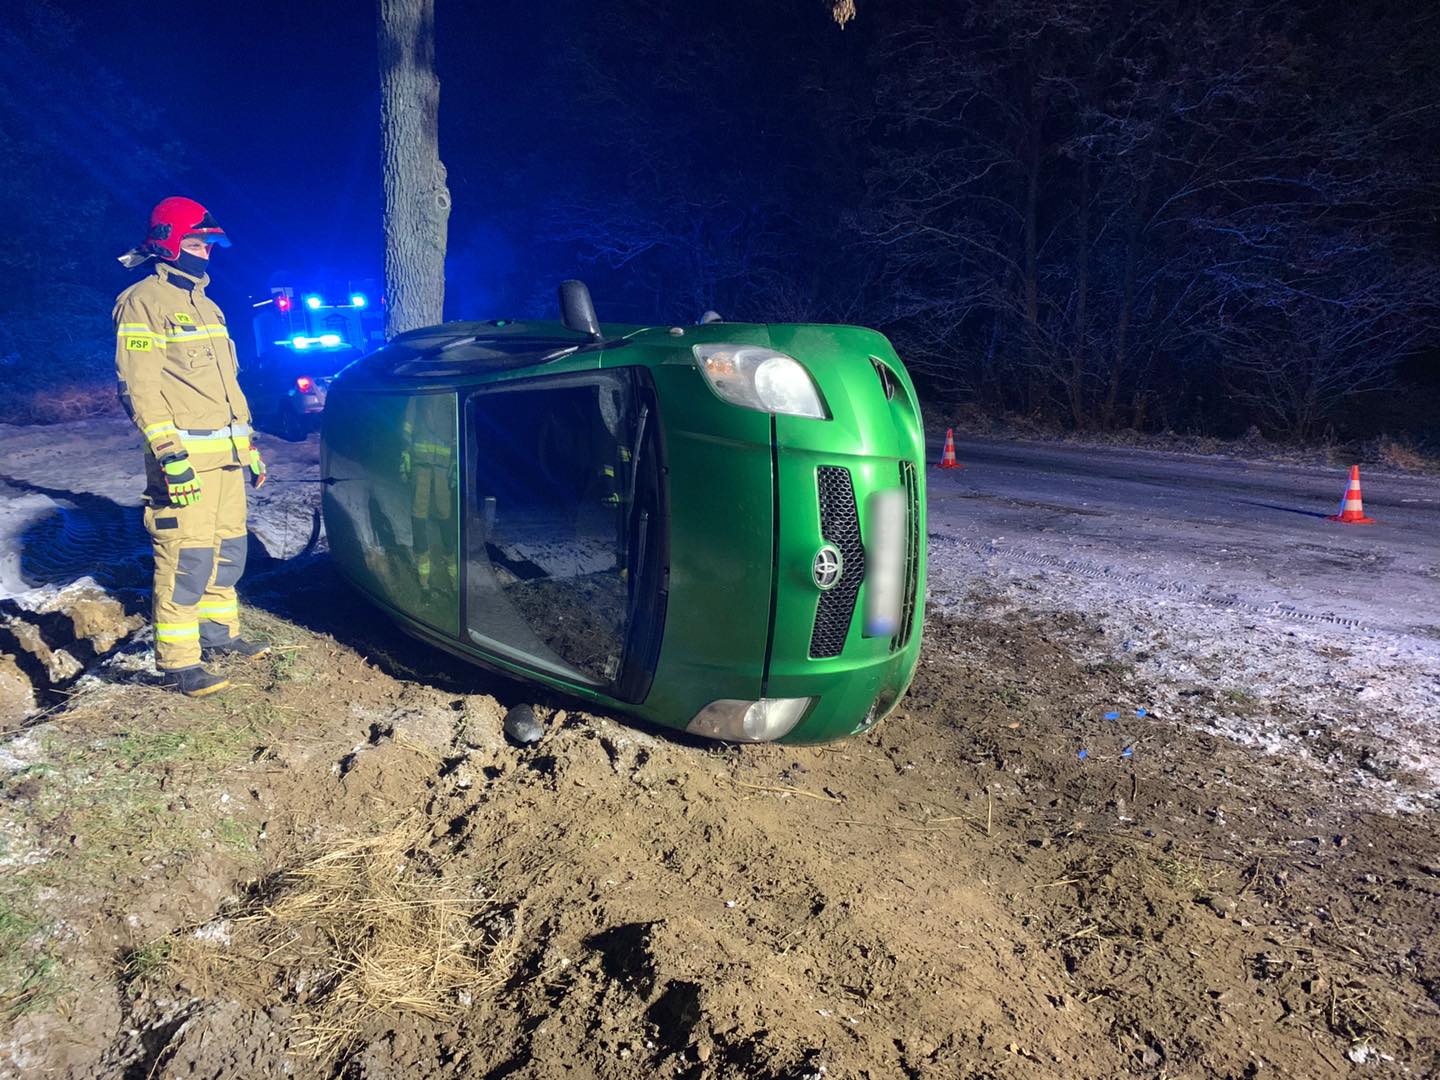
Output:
top-left (161, 454), bottom-right (202, 507)
top-left (248, 447), bottom-right (267, 488)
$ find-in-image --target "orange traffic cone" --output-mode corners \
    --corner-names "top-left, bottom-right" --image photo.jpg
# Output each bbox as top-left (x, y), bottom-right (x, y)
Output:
top-left (935, 428), bottom-right (963, 469)
top-left (1328, 465), bottom-right (1375, 525)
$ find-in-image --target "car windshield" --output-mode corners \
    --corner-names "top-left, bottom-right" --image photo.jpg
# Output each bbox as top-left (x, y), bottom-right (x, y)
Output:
top-left (462, 369), bottom-right (666, 697)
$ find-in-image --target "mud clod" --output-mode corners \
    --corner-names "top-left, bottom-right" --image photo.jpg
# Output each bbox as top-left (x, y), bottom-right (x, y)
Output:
top-left (0, 587), bottom-right (142, 725)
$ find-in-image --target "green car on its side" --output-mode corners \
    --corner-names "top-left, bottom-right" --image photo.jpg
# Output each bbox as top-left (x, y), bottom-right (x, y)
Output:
top-left (320, 283), bottom-right (926, 743)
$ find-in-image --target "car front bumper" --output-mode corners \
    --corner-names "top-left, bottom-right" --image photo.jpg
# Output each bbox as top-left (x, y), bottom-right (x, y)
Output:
top-left (763, 327), bottom-right (927, 743)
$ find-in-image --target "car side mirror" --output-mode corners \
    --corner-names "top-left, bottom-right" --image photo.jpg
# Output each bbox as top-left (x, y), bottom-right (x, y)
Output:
top-left (558, 280), bottom-right (602, 341)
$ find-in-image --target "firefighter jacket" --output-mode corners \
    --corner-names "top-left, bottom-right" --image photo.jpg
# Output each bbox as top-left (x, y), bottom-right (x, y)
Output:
top-left (113, 261), bottom-right (254, 471)
top-left (402, 394), bottom-right (455, 467)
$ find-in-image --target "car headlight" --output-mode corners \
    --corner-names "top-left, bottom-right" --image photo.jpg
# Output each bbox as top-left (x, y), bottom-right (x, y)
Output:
top-left (691, 345), bottom-right (828, 419)
top-left (686, 697), bottom-right (813, 742)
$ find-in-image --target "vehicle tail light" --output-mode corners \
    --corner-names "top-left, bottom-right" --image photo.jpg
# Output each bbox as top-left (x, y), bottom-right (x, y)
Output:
top-left (296, 376), bottom-right (314, 393)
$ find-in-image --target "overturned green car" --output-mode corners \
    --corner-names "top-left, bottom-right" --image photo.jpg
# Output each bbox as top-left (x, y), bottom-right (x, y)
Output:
top-left (320, 283), bottom-right (925, 743)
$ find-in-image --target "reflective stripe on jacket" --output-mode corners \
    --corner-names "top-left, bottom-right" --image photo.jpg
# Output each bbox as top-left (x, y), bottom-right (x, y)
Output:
top-left (113, 261), bottom-right (253, 469)
top-left (402, 395), bottom-right (455, 466)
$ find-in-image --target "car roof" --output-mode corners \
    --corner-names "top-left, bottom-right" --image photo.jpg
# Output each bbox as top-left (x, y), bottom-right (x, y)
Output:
top-left (337, 317), bottom-right (893, 390)
top-left (346, 319), bottom-right (646, 381)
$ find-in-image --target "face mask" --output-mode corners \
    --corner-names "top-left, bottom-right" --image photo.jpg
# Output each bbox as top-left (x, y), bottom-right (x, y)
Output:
top-left (173, 249), bottom-right (210, 279)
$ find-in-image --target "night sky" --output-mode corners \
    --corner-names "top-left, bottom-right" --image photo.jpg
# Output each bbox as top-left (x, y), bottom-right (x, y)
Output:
top-left (7, 0), bottom-right (1438, 440)
top-left (51, 0), bottom-right (591, 317)
top-left (56, 1), bottom-right (384, 303)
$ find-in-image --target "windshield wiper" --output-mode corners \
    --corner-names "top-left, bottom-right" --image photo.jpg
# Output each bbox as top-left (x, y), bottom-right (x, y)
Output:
top-left (626, 403), bottom-right (649, 509)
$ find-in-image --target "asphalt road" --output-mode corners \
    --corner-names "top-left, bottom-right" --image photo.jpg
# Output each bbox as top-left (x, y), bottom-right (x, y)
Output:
top-left (925, 438), bottom-right (1440, 640)
top-left (3, 418), bottom-right (1437, 640)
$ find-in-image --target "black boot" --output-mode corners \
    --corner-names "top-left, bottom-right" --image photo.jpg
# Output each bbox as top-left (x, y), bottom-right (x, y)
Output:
top-left (161, 665), bottom-right (231, 698)
top-left (202, 637), bottom-right (272, 661)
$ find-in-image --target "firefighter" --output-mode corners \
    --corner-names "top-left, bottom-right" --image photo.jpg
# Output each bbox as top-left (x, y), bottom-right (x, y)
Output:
top-left (114, 197), bottom-right (270, 697)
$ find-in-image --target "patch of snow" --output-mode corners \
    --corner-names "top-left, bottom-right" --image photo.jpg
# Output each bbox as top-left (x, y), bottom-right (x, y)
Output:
top-left (928, 531), bottom-right (1440, 814)
top-left (0, 733), bottom-right (43, 773)
top-left (191, 920), bottom-right (233, 946)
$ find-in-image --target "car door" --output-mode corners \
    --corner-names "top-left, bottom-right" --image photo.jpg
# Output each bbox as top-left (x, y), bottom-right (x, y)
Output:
top-left (461, 368), bottom-right (666, 701)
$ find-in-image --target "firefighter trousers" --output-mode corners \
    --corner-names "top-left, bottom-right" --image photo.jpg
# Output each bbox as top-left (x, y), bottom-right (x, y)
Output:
top-left (143, 463), bottom-right (248, 670)
top-left (410, 463), bottom-right (453, 585)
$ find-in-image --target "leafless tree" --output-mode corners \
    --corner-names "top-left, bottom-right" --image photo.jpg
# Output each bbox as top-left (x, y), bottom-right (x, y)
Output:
top-left (0, 0), bottom-right (178, 421)
top-left (854, 0), bottom-right (1440, 436)
top-left (1210, 242), bottom-right (1440, 438)
top-left (510, 0), bottom-right (1437, 440)
top-left (540, 0), bottom-right (869, 324)
top-left (377, 0), bottom-right (451, 338)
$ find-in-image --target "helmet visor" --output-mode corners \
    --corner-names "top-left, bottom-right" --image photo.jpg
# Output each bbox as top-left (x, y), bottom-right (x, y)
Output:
top-left (185, 210), bottom-right (231, 247)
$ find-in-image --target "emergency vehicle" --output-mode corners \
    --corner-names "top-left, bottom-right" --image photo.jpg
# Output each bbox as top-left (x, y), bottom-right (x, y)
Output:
top-left (243, 281), bottom-right (382, 438)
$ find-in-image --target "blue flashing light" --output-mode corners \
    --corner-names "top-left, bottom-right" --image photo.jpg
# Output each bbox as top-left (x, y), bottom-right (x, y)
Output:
top-left (350, 292), bottom-right (367, 308)
top-left (287, 334), bottom-right (346, 350)
top-left (303, 295), bottom-right (323, 310)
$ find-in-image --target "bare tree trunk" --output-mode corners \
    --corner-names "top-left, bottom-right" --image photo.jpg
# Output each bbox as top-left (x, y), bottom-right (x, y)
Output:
top-left (980, 300), bottom-right (1004, 406)
top-left (1022, 120), bottom-right (1040, 357)
top-left (1020, 106), bottom-right (1043, 416)
top-left (1069, 152), bottom-right (1091, 428)
top-left (1102, 173), bottom-right (1150, 428)
top-left (377, 0), bottom-right (451, 338)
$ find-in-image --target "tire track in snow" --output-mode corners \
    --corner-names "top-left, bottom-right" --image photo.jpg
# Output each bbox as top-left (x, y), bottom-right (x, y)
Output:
top-left (22, 504), bottom-right (150, 591)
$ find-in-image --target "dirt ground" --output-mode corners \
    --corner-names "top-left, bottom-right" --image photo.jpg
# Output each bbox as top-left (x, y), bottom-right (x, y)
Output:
top-left (2, 549), bottom-right (1438, 1079)
top-left (3, 422), bottom-right (1438, 1077)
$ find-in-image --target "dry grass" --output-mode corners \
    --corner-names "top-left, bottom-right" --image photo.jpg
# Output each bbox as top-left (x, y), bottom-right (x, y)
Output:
top-left (161, 815), bottom-right (516, 1062)
top-left (7, 382), bottom-right (124, 425)
top-left (1370, 435), bottom-right (1436, 472)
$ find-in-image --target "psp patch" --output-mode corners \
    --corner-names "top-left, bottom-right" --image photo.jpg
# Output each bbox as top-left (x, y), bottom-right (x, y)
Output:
top-left (125, 337), bottom-right (154, 352)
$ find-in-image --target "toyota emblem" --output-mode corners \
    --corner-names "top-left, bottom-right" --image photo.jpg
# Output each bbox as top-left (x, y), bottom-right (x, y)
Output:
top-left (812, 544), bottom-right (844, 590)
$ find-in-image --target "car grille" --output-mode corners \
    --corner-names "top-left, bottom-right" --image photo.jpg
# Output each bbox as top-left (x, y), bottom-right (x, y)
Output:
top-left (892, 460), bottom-right (921, 652)
top-left (810, 466), bottom-right (865, 659)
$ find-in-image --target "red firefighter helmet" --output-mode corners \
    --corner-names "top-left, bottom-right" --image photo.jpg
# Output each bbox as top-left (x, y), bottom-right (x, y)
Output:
top-left (142, 197), bottom-right (230, 261)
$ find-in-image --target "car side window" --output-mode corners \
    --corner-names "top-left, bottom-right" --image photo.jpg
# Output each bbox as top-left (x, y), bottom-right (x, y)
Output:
top-left (463, 370), bottom-right (647, 688)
